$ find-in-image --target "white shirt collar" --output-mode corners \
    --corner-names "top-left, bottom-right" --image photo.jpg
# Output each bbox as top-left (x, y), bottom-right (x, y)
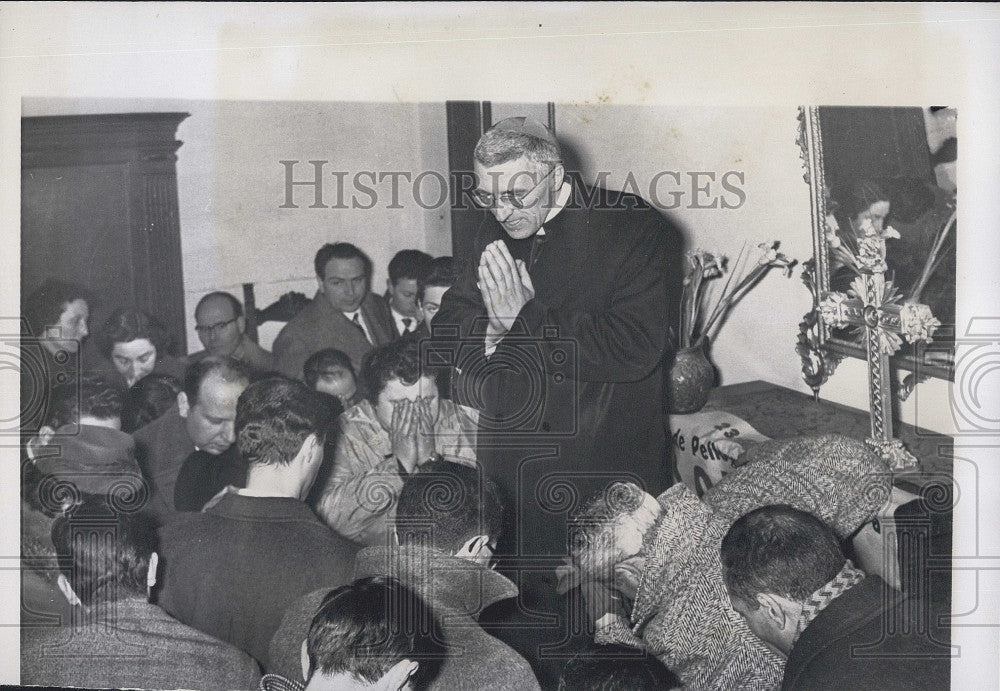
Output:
top-left (391, 308), bottom-right (416, 332)
top-left (391, 307), bottom-right (413, 323)
top-left (343, 309), bottom-right (373, 341)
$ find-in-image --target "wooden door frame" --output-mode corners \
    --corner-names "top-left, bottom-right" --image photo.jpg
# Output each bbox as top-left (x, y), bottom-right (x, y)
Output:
top-left (21, 113), bottom-right (190, 352)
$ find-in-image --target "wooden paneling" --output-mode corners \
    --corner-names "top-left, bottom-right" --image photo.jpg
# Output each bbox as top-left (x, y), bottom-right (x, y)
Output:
top-left (21, 113), bottom-right (190, 353)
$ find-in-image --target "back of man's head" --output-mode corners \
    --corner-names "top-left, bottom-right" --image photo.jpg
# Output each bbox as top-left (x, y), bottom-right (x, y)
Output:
top-left (305, 576), bottom-right (445, 691)
top-left (558, 644), bottom-right (681, 690)
top-left (51, 373), bottom-right (124, 429)
top-left (236, 377), bottom-right (336, 468)
top-left (183, 355), bottom-right (252, 408)
top-left (51, 494), bottom-right (156, 607)
top-left (720, 504), bottom-right (845, 608)
top-left (395, 460), bottom-right (502, 557)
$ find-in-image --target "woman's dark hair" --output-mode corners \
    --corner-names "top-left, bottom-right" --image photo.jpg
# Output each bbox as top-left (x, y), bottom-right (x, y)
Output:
top-left (122, 373), bottom-right (182, 433)
top-left (95, 308), bottom-right (174, 359)
top-left (842, 178), bottom-right (891, 223)
top-left (22, 279), bottom-right (92, 336)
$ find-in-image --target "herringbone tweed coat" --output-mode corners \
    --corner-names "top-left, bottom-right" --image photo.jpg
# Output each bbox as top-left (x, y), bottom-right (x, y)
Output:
top-left (601, 434), bottom-right (891, 690)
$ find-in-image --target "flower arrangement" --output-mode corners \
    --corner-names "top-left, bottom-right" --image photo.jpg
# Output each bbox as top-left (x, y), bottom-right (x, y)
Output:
top-left (821, 212), bottom-right (941, 348)
top-left (825, 202), bottom-right (955, 306)
top-left (802, 204), bottom-right (944, 402)
top-left (674, 241), bottom-right (796, 350)
top-left (824, 213), bottom-right (900, 276)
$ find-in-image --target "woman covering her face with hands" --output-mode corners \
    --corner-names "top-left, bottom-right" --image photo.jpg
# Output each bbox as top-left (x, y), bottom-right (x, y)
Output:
top-left (311, 335), bottom-right (480, 546)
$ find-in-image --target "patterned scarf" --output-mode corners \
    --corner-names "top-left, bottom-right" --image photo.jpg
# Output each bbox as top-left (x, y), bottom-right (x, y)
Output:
top-left (795, 559), bottom-right (866, 638)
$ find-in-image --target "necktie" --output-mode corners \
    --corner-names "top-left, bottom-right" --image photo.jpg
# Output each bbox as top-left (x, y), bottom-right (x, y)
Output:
top-left (402, 318), bottom-right (412, 333)
top-left (351, 313), bottom-right (370, 343)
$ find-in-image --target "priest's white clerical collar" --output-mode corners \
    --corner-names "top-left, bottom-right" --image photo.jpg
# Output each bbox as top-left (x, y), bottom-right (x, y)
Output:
top-left (539, 180), bottom-right (572, 234)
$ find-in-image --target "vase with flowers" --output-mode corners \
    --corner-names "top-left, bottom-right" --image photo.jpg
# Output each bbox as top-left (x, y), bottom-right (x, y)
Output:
top-left (668, 241), bottom-right (797, 413)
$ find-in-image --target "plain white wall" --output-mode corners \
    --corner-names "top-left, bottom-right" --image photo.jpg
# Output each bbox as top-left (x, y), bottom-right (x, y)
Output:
top-left (554, 103), bottom-right (953, 434)
top-left (556, 104), bottom-right (815, 387)
top-left (22, 98), bottom-right (452, 350)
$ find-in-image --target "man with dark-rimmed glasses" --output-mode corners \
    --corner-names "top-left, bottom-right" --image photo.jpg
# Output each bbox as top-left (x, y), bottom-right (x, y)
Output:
top-left (434, 115), bottom-right (678, 687)
top-left (190, 291), bottom-right (275, 375)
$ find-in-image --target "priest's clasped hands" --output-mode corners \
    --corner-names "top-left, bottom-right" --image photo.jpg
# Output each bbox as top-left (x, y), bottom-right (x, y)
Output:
top-left (477, 240), bottom-right (535, 337)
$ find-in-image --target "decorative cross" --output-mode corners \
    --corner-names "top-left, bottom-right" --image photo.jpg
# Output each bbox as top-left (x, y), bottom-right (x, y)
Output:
top-left (818, 231), bottom-right (941, 471)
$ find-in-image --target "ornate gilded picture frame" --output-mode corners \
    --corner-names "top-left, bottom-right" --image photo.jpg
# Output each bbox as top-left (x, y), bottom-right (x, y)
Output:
top-left (798, 106), bottom-right (957, 390)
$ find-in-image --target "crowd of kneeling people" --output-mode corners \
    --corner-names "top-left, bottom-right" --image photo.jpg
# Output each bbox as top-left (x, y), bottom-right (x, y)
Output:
top-left (20, 259), bottom-right (951, 690)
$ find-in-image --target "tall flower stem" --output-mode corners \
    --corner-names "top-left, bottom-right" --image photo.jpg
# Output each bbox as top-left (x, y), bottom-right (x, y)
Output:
top-left (678, 242), bottom-right (794, 351)
top-left (906, 211), bottom-right (955, 304)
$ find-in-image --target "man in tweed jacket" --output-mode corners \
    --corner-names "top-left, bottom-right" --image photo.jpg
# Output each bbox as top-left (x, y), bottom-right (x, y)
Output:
top-left (573, 434), bottom-right (892, 690)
